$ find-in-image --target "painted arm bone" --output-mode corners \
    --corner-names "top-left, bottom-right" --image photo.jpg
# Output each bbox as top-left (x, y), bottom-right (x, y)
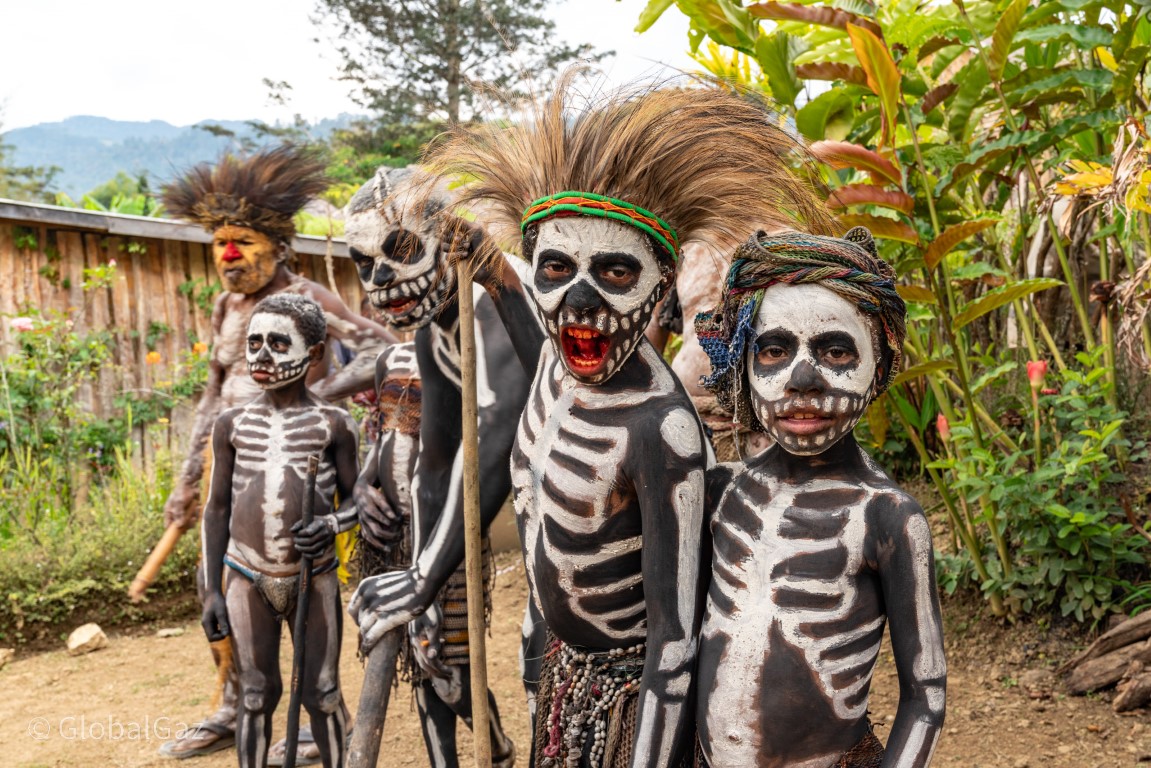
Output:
top-left (200, 412), bottom-right (236, 642)
top-left (629, 408), bottom-right (708, 768)
top-left (873, 494), bottom-right (947, 768)
top-left (306, 283), bottom-right (397, 401)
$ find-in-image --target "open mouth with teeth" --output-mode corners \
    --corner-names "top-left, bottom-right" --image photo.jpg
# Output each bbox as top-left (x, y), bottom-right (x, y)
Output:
top-left (369, 277), bottom-right (434, 323)
top-left (249, 359), bottom-right (308, 387)
top-left (560, 325), bottom-right (611, 375)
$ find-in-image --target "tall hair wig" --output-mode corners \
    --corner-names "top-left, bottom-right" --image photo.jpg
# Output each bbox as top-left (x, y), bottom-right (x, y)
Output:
top-left (422, 69), bottom-right (835, 267)
top-left (163, 144), bottom-right (329, 244)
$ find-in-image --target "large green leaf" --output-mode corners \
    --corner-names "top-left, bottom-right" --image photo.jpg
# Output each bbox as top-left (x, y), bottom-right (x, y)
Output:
top-left (847, 23), bottom-right (901, 149)
top-left (925, 219), bottom-right (999, 271)
top-left (677, 0), bottom-right (759, 49)
top-left (946, 58), bottom-right (989, 142)
top-left (937, 110), bottom-right (1124, 192)
top-left (1114, 46), bottom-right (1150, 105)
top-left (635, 0), bottom-right (676, 32)
top-left (795, 88), bottom-right (856, 141)
top-left (987, 0), bottom-right (1030, 82)
top-left (1013, 24), bottom-right (1113, 49)
top-left (810, 140), bottom-right (904, 185)
top-left (893, 359), bottom-right (956, 387)
top-left (1005, 69), bottom-right (1113, 107)
top-left (756, 32), bottom-right (804, 108)
top-left (951, 278), bottom-right (1063, 331)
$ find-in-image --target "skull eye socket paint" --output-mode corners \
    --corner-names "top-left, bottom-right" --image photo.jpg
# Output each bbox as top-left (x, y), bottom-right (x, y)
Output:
top-left (245, 312), bottom-right (313, 390)
top-left (747, 284), bottom-right (877, 455)
top-left (530, 218), bottom-right (668, 385)
top-left (346, 210), bottom-right (451, 331)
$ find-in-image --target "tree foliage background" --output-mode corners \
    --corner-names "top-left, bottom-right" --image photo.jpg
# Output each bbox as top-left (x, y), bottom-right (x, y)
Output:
top-left (313, 0), bottom-right (606, 124)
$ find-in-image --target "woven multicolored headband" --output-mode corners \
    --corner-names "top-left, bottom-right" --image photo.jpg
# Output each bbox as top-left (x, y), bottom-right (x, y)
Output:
top-left (521, 191), bottom-right (680, 261)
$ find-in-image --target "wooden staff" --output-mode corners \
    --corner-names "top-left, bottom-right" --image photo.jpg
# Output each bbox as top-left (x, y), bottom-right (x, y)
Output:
top-left (457, 261), bottom-right (493, 768)
top-left (283, 454), bottom-right (320, 768)
top-left (127, 521), bottom-right (187, 602)
top-left (346, 627), bottom-right (403, 768)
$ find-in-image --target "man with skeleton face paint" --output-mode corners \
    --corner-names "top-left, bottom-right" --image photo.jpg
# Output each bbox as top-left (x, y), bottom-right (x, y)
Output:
top-left (159, 146), bottom-right (394, 762)
top-left (404, 74), bottom-right (833, 768)
top-left (201, 294), bottom-right (360, 768)
top-left (343, 167), bottom-right (523, 767)
top-left (695, 228), bottom-right (946, 768)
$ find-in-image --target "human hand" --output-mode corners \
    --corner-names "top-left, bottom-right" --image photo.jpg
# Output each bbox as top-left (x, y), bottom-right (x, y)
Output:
top-left (355, 483), bottom-right (403, 551)
top-left (163, 484), bottom-right (198, 529)
top-left (348, 568), bottom-right (431, 650)
top-left (201, 594), bottom-right (230, 642)
top-left (292, 515), bottom-right (337, 558)
top-left (443, 217), bottom-right (500, 288)
top-left (408, 605), bottom-right (450, 680)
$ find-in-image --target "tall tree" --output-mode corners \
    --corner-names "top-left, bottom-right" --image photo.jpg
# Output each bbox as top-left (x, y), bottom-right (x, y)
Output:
top-left (313, 0), bottom-right (607, 124)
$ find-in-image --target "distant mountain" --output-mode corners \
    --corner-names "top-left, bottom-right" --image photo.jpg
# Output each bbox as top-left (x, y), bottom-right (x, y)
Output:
top-left (4, 115), bottom-right (361, 199)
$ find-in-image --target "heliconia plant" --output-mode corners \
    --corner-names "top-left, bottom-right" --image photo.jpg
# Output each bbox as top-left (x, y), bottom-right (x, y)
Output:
top-left (635, 0), bottom-right (1151, 621)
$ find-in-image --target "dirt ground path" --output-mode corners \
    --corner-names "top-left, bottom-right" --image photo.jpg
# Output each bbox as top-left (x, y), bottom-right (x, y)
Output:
top-left (2, 552), bottom-right (1149, 767)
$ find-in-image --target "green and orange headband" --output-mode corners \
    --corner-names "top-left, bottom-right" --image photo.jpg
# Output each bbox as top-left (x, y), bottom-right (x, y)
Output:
top-left (521, 191), bottom-right (680, 261)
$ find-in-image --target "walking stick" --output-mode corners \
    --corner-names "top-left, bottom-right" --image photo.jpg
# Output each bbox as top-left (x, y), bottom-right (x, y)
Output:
top-left (128, 522), bottom-right (187, 602)
top-left (283, 454), bottom-right (320, 768)
top-left (457, 261), bottom-right (493, 768)
top-left (346, 627), bottom-right (403, 768)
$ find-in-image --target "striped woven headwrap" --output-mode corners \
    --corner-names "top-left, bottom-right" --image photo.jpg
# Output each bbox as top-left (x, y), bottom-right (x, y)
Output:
top-left (521, 191), bottom-right (680, 261)
top-left (696, 227), bottom-right (906, 431)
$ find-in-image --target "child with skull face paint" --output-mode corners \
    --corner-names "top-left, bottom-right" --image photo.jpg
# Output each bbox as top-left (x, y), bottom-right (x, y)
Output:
top-left (408, 75), bottom-right (835, 768)
top-left (694, 228), bottom-right (946, 768)
top-left (201, 294), bottom-right (361, 768)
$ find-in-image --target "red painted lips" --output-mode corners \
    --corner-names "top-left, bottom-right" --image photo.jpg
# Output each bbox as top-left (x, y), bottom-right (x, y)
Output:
top-left (560, 325), bottom-right (610, 375)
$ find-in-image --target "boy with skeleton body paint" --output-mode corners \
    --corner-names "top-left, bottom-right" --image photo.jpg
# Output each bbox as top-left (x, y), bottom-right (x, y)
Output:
top-left (403, 78), bottom-right (834, 767)
top-left (201, 294), bottom-right (360, 768)
top-left (695, 229), bottom-right (946, 768)
top-left (159, 146), bottom-right (393, 763)
top-left (342, 168), bottom-right (522, 766)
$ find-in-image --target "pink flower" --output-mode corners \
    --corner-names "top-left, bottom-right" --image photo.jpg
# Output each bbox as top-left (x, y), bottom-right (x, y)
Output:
top-left (11, 317), bottom-right (34, 332)
top-left (107, 258), bottom-right (117, 267)
top-left (936, 413), bottom-right (950, 443)
top-left (1026, 360), bottom-right (1048, 390)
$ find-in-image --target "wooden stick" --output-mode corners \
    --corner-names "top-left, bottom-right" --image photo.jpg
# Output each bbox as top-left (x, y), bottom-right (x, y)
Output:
top-left (457, 263), bottom-right (493, 767)
top-left (283, 454), bottom-right (320, 768)
top-left (346, 628), bottom-right (404, 768)
top-left (127, 522), bottom-right (186, 602)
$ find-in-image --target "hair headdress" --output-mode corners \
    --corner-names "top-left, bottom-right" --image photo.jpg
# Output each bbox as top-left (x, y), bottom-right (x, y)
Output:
top-left (696, 227), bottom-right (906, 431)
top-left (163, 144), bottom-right (329, 244)
top-left (422, 69), bottom-right (835, 268)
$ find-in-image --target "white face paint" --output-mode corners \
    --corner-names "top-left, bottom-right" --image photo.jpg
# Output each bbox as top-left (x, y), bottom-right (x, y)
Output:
top-left (747, 283), bottom-right (877, 455)
top-left (531, 217), bottom-right (668, 384)
top-left (246, 312), bottom-right (313, 389)
top-left (345, 186), bottom-right (454, 331)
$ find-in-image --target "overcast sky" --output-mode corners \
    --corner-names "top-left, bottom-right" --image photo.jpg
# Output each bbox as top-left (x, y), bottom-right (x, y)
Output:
top-left (1, 0), bottom-right (699, 130)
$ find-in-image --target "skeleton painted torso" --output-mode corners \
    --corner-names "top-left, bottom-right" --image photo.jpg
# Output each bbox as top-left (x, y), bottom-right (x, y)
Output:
top-left (373, 343), bottom-right (421, 521)
top-left (511, 341), bottom-right (699, 649)
top-left (698, 445), bottom-right (936, 768)
top-left (222, 396), bottom-right (353, 575)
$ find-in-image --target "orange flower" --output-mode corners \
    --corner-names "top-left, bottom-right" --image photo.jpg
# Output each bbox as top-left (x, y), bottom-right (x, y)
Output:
top-left (936, 413), bottom-right (950, 443)
top-left (192, 341), bottom-right (209, 356)
top-left (146, 351), bottom-right (162, 365)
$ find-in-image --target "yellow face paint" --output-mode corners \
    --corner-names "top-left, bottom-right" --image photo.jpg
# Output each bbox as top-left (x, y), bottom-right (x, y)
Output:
top-left (212, 225), bottom-right (281, 294)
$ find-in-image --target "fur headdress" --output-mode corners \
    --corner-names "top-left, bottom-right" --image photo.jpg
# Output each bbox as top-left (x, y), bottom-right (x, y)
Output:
top-left (163, 144), bottom-right (329, 244)
top-left (696, 227), bottom-right (906, 431)
top-left (422, 70), bottom-right (835, 266)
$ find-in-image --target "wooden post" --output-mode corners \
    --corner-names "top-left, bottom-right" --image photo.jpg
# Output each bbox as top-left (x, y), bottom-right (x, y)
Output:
top-left (346, 628), bottom-right (404, 768)
top-left (456, 262), bottom-right (493, 768)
